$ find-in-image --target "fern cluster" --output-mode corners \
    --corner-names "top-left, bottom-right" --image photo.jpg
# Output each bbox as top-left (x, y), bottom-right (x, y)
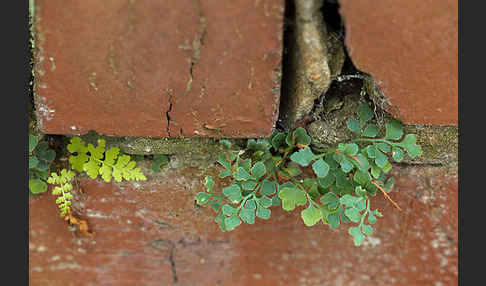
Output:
top-left (195, 101), bottom-right (422, 246)
top-left (29, 135), bottom-right (56, 194)
top-left (47, 137), bottom-right (147, 217)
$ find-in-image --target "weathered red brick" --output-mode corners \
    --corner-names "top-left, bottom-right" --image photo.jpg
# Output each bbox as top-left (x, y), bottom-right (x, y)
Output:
top-left (340, 0), bottom-right (458, 126)
top-left (33, 0), bottom-right (284, 138)
top-left (30, 164), bottom-right (457, 285)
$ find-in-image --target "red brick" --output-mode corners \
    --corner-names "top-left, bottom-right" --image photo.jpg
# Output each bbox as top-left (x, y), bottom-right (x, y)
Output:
top-left (340, 0), bottom-right (458, 126)
top-left (30, 164), bottom-right (457, 285)
top-left (33, 0), bottom-right (284, 138)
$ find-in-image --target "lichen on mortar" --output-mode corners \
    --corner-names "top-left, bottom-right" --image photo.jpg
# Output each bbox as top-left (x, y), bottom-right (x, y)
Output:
top-left (75, 131), bottom-right (246, 170)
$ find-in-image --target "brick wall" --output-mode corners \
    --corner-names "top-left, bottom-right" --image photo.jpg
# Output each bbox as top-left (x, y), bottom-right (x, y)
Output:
top-left (30, 0), bottom-right (458, 285)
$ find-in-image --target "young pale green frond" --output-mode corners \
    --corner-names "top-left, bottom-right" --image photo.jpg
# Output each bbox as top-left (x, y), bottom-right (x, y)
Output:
top-left (66, 137), bottom-right (147, 183)
top-left (47, 169), bottom-right (75, 217)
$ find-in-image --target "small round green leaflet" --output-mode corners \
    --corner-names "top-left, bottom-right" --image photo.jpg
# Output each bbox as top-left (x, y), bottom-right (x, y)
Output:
top-left (224, 215), bottom-right (242, 231)
top-left (365, 145), bottom-right (376, 158)
top-left (247, 139), bottom-right (271, 151)
top-left (217, 153), bottom-right (232, 170)
top-left (292, 127), bottom-right (312, 146)
top-left (222, 185), bottom-right (243, 203)
top-left (204, 176), bottom-right (215, 192)
top-left (321, 192), bottom-right (339, 210)
top-left (301, 203), bottom-right (322, 226)
top-left (341, 143), bottom-right (359, 156)
top-left (353, 170), bottom-right (371, 186)
top-left (222, 204), bottom-right (237, 216)
top-left (349, 226), bottom-right (365, 246)
top-left (237, 158), bottom-right (252, 172)
top-left (370, 164), bottom-right (381, 179)
top-left (357, 102), bottom-right (374, 127)
top-left (339, 194), bottom-right (359, 206)
top-left (384, 120), bottom-right (404, 140)
top-left (392, 146), bottom-right (404, 162)
top-left (34, 141), bottom-right (56, 161)
top-left (256, 205), bottom-right (271, 219)
top-left (257, 196), bottom-right (272, 208)
top-left (235, 167), bottom-right (251, 181)
top-left (312, 158), bottom-right (330, 178)
top-left (318, 173), bottom-right (335, 189)
top-left (339, 158), bottom-right (354, 173)
top-left (195, 193), bottom-right (211, 205)
top-left (290, 147), bottom-right (317, 167)
top-left (325, 213), bottom-right (338, 229)
top-left (351, 153), bottom-right (370, 171)
top-left (29, 156), bottom-right (39, 169)
top-left (261, 180), bottom-right (277, 195)
top-left (29, 178), bottom-right (47, 194)
top-left (375, 142), bottom-right (391, 153)
top-left (218, 169), bottom-right (233, 178)
top-left (374, 149), bottom-right (388, 169)
top-left (354, 186), bottom-right (368, 197)
top-left (241, 180), bottom-right (258, 191)
top-left (346, 119), bottom-right (360, 134)
top-left (399, 134), bottom-right (422, 158)
top-left (278, 185), bottom-right (307, 211)
top-left (270, 132), bottom-right (286, 150)
top-left (251, 161), bottom-right (266, 180)
top-left (283, 162), bottom-right (303, 177)
top-left (245, 199), bottom-right (257, 209)
top-left (239, 208), bottom-right (255, 224)
top-left (29, 135), bottom-right (38, 153)
top-left (220, 139), bottom-right (232, 150)
top-left (362, 124), bottom-right (380, 138)
top-left (344, 208), bottom-right (361, 223)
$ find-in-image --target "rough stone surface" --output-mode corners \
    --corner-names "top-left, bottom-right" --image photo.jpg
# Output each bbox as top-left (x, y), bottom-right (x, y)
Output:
top-left (339, 0), bottom-right (458, 126)
top-left (279, 0), bottom-right (345, 130)
top-left (30, 161), bottom-right (457, 285)
top-left (33, 0), bottom-right (284, 138)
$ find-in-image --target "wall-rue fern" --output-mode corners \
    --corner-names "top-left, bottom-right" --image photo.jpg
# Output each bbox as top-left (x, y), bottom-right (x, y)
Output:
top-left (47, 137), bottom-right (147, 217)
top-left (195, 101), bottom-right (422, 246)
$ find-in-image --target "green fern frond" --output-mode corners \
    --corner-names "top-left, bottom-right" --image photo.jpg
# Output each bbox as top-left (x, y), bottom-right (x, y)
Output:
top-left (47, 169), bottom-right (75, 217)
top-left (112, 154), bottom-right (146, 182)
top-left (67, 137), bottom-right (147, 183)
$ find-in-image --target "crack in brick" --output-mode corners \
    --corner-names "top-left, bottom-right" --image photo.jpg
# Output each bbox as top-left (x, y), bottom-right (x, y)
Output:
top-left (166, 0), bottom-right (206, 137)
top-left (166, 89), bottom-right (173, 137)
top-left (168, 241), bottom-right (178, 284)
top-left (176, 0), bottom-right (206, 105)
top-left (149, 239), bottom-right (178, 283)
